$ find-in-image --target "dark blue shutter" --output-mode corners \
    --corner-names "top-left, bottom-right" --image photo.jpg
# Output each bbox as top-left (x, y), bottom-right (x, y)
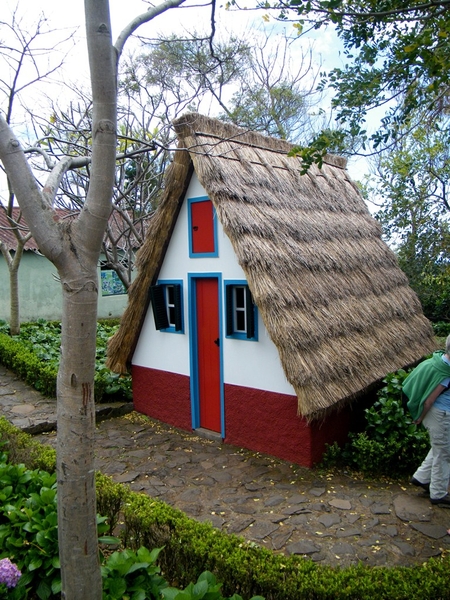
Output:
top-left (150, 285), bottom-right (169, 330)
top-left (174, 284), bottom-right (183, 331)
top-left (226, 285), bottom-right (234, 336)
top-left (246, 286), bottom-right (255, 339)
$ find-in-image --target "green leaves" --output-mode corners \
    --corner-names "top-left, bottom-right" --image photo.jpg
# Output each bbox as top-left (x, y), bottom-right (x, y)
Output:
top-left (0, 460), bottom-right (60, 599)
top-left (162, 571), bottom-right (265, 600)
top-left (273, 0), bottom-right (450, 167)
top-left (101, 546), bottom-right (168, 600)
top-left (102, 548), bottom-right (264, 600)
top-left (322, 367), bottom-right (430, 476)
top-left (162, 571), bottom-right (221, 600)
top-left (289, 129), bottom-right (348, 173)
top-left (369, 123), bottom-right (450, 321)
top-left (0, 319), bottom-right (132, 402)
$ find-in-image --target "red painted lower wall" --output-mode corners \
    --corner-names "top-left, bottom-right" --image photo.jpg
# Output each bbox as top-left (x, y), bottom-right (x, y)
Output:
top-left (223, 384), bottom-right (312, 465)
top-left (224, 383), bottom-right (350, 467)
top-left (131, 366), bottom-right (351, 467)
top-left (132, 365), bottom-right (191, 431)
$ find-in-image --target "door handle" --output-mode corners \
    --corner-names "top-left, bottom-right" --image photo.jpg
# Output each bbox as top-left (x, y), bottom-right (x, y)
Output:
top-left (214, 338), bottom-right (220, 347)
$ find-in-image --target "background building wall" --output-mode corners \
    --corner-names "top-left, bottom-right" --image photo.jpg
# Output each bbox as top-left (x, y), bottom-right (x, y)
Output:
top-left (0, 252), bottom-right (128, 322)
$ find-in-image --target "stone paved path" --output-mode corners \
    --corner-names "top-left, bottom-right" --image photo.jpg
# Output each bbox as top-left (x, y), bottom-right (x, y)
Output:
top-left (2, 364), bottom-right (450, 569)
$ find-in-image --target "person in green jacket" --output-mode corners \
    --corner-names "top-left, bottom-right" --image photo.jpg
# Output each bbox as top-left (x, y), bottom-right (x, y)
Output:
top-left (403, 336), bottom-right (450, 507)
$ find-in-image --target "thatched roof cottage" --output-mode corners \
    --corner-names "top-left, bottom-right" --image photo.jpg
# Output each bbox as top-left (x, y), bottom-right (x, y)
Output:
top-left (107, 112), bottom-right (435, 466)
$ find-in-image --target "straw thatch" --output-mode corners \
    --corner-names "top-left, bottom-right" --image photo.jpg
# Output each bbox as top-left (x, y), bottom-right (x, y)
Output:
top-left (107, 112), bottom-right (436, 418)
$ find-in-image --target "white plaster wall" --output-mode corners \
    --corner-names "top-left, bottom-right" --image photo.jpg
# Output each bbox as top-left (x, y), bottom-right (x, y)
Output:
top-left (132, 173), bottom-right (295, 395)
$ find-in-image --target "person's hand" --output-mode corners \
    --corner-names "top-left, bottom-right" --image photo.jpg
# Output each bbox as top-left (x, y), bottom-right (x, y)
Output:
top-left (413, 419), bottom-right (422, 425)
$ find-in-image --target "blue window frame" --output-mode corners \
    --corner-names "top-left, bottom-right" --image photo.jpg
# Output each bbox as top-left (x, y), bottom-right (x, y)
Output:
top-left (188, 196), bottom-right (218, 258)
top-left (149, 280), bottom-right (184, 333)
top-left (224, 281), bottom-right (258, 341)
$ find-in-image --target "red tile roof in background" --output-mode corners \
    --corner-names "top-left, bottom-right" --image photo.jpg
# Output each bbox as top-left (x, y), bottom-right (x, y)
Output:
top-left (0, 207), bottom-right (150, 253)
top-left (0, 208), bottom-right (76, 252)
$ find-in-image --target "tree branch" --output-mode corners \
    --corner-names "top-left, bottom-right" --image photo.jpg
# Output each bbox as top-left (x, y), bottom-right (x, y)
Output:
top-left (114, 0), bottom-right (189, 61)
top-left (0, 114), bottom-right (63, 263)
top-left (270, 0), bottom-right (450, 22)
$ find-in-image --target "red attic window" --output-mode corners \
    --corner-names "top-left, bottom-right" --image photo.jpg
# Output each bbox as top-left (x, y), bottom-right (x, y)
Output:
top-left (189, 198), bottom-right (217, 256)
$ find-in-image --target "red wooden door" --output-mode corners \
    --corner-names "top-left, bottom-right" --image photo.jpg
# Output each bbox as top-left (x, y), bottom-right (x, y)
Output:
top-left (196, 278), bottom-right (221, 432)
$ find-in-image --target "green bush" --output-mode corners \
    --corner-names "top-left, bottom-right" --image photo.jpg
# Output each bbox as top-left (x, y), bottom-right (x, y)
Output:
top-left (0, 332), bottom-right (57, 397)
top-left (322, 370), bottom-right (430, 476)
top-left (96, 472), bottom-right (132, 536)
top-left (0, 455), bottom-right (61, 599)
top-left (0, 319), bottom-right (131, 402)
top-left (162, 571), bottom-right (264, 600)
top-left (102, 547), bottom-right (264, 600)
top-left (118, 490), bottom-right (450, 600)
top-left (101, 546), bottom-right (168, 600)
top-left (0, 417), bottom-right (56, 473)
top-left (432, 321), bottom-right (450, 338)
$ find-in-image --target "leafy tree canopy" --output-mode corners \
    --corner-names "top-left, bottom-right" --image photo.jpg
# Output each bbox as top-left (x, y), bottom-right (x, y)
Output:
top-left (248, 0), bottom-right (450, 168)
top-left (367, 123), bottom-right (450, 320)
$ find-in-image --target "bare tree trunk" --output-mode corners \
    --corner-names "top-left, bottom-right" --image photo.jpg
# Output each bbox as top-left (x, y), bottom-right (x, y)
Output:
top-left (54, 2), bottom-right (118, 597)
top-left (0, 214), bottom-right (30, 335)
top-left (9, 263), bottom-right (20, 336)
top-left (8, 243), bottom-right (26, 335)
top-left (0, 2), bottom-right (189, 598)
top-left (0, 243), bottom-right (21, 336)
top-left (57, 263), bottom-right (101, 598)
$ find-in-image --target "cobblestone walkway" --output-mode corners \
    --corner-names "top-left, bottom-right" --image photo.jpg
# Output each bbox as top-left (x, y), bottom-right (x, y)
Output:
top-left (2, 364), bottom-right (450, 569)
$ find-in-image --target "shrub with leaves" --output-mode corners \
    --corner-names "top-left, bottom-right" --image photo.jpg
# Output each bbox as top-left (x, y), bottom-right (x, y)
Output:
top-left (101, 546), bottom-right (168, 600)
top-left (162, 571), bottom-right (264, 600)
top-left (432, 321), bottom-right (450, 338)
top-left (162, 571), bottom-right (222, 600)
top-left (322, 370), bottom-right (430, 476)
top-left (0, 455), bottom-right (60, 599)
top-left (0, 319), bottom-right (131, 402)
top-left (0, 417), bottom-right (56, 472)
top-left (96, 472), bottom-right (132, 537)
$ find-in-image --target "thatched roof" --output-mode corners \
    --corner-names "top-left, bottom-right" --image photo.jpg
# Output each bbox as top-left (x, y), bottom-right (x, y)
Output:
top-left (107, 112), bottom-right (436, 418)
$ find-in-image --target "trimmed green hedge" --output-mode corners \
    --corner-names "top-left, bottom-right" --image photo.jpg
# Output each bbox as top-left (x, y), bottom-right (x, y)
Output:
top-left (119, 493), bottom-right (448, 600)
top-left (0, 332), bottom-right (58, 398)
top-left (1, 418), bottom-right (450, 600)
top-left (0, 417), bottom-right (56, 472)
top-left (0, 320), bottom-right (131, 402)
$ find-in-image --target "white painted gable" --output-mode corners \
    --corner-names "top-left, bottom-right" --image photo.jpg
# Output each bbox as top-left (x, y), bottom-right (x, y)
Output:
top-left (132, 173), bottom-right (295, 395)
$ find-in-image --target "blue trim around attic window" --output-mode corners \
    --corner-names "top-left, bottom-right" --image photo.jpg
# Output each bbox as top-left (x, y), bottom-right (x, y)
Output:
top-left (187, 196), bottom-right (218, 258)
